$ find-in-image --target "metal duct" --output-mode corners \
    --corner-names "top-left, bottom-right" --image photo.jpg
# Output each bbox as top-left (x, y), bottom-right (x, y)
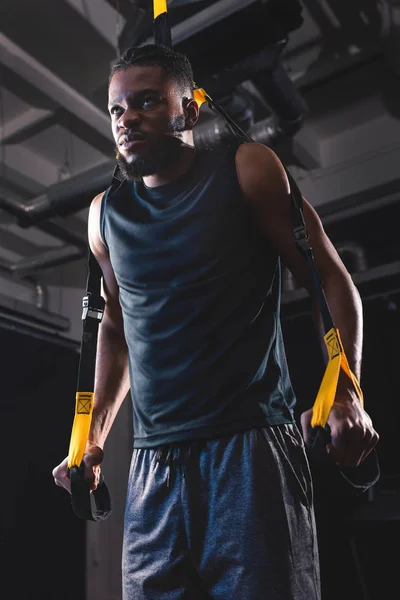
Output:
top-left (215, 91), bottom-right (255, 131)
top-left (0, 195), bottom-right (89, 249)
top-left (194, 60), bottom-right (305, 148)
top-left (33, 220), bottom-right (88, 251)
top-left (10, 247), bottom-right (85, 278)
top-left (0, 160), bottom-right (115, 226)
top-left (194, 111), bottom-right (303, 148)
top-left (251, 62), bottom-right (307, 126)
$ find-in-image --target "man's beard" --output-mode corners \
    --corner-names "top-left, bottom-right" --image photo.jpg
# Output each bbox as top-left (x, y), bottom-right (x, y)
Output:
top-left (115, 115), bottom-right (188, 181)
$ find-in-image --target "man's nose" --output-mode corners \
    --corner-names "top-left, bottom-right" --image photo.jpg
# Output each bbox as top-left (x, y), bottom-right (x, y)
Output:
top-left (118, 108), bottom-right (140, 129)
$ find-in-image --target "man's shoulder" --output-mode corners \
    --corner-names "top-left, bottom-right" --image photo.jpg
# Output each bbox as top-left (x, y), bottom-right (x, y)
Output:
top-left (195, 142), bottom-right (242, 176)
top-left (236, 143), bottom-right (288, 192)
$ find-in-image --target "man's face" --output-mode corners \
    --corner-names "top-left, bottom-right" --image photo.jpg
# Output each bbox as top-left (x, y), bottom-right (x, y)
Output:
top-left (108, 65), bottom-right (189, 180)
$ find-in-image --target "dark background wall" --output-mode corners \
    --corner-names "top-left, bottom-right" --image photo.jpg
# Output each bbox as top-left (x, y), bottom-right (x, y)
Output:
top-left (0, 328), bottom-right (85, 600)
top-left (283, 288), bottom-right (400, 600)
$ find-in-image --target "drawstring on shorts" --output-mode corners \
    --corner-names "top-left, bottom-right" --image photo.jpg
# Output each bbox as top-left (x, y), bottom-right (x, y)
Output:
top-left (154, 442), bottom-right (205, 486)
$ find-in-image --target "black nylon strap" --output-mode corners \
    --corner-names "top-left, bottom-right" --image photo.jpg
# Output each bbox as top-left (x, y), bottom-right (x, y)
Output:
top-left (199, 94), bottom-right (336, 335)
top-left (76, 251), bottom-right (104, 391)
top-left (69, 234), bottom-right (109, 521)
top-left (154, 12), bottom-right (172, 47)
top-left (69, 167), bottom-right (124, 521)
top-left (284, 167), bottom-right (335, 334)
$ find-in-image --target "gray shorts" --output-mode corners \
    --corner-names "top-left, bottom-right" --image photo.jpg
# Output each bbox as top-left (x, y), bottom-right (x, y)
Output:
top-left (122, 425), bottom-right (321, 599)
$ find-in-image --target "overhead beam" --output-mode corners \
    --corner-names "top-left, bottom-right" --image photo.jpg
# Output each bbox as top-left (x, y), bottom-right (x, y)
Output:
top-left (0, 227), bottom-right (44, 257)
top-left (1, 107), bottom-right (55, 144)
top-left (0, 170), bottom-right (44, 199)
top-left (1, 144), bottom-right (59, 187)
top-left (0, 32), bottom-right (112, 141)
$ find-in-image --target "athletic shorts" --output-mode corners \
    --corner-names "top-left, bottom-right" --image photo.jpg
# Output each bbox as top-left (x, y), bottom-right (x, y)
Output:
top-left (122, 424), bottom-right (321, 600)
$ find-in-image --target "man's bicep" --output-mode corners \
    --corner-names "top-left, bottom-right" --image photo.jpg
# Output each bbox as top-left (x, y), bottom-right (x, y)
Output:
top-left (88, 193), bottom-right (124, 333)
top-left (272, 198), bottom-right (348, 293)
top-left (235, 143), bottom-right (347, 294)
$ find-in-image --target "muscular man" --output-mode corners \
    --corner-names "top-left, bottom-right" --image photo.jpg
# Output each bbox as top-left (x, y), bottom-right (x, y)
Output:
top-left (53, 44), bottom-right (378, 599)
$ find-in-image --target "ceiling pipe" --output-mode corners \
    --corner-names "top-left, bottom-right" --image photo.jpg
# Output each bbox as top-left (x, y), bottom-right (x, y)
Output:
top-left (0, 160), bottom-right (115, 226)
top-left (194, 57), bottom-right (306, 148)
top-left (9, 247), bottom-right (85, 278)
top-left (33, 220), bottom-right (88, 251)
top-left (194, 111), bottom-right (303, 148)
top-left (0, 160), bottom-right (115, 253)
top-left (0, 195), bottom-right (89, 250)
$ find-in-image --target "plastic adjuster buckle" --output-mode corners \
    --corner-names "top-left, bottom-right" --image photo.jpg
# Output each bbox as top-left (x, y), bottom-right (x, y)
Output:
top-left (81, 293), bottom-right (105, 322)
top-left (293, 225), bottom-right (311, 254)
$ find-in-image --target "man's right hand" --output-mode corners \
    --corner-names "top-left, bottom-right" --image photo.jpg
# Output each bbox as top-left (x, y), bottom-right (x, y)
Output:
top-left (52, 444), bottom-right (104, 493)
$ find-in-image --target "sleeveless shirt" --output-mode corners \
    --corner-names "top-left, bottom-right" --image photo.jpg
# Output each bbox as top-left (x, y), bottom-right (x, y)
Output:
top-left (100, 146), bottom-right (296, 447)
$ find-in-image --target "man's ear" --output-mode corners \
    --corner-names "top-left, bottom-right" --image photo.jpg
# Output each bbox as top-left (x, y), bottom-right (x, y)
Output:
top-left (183, 97), bottom-right (200, 129)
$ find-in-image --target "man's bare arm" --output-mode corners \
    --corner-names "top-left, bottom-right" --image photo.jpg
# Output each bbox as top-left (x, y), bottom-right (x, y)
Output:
top-left (53, 192), bottom-right (130, 492)
top-left (235, 142), bottom-right (378, 467)
top-left (87, 191), bottom-right (130, 452)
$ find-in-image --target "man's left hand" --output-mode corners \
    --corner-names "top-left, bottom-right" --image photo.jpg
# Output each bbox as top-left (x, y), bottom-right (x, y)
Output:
top-left (325, 391), bottom-right (379, 468)
top-left (301, 392), bottom-right (379, 468)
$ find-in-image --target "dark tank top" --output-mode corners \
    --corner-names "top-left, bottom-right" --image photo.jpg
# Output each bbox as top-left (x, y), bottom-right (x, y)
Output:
top-left (100, 146), bottom-right (296, 448)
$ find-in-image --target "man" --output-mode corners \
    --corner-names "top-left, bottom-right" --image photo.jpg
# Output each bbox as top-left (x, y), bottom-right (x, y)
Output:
top-left (53, 44), bottom-right (378, 599)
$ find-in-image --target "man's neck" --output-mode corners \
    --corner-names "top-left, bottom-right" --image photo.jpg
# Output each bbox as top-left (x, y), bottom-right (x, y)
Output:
top-left (142, 143), bottom-right (196, 188)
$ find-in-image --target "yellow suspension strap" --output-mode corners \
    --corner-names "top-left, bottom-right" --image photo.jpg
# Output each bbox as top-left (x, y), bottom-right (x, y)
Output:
top-left (287, 174), bottom-right (364, 429)
top-left (189, 80), bottom-right (360, 436)
top-left (150, 0), bottom-right (359, 425)
top-left (153, 0), bottom-right (171, 47)
top-left (152, 2), bottom-right (378, 491)
top-left (289, 178), bottom-right (379, 492)
top-left (67, 247), bottom-right (111, 521)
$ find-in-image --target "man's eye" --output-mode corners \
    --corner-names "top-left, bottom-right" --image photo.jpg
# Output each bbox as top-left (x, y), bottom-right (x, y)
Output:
top-left (110, 106), bottom-right (122, 115)
top-left (143, 97), bottom-right (158, 108)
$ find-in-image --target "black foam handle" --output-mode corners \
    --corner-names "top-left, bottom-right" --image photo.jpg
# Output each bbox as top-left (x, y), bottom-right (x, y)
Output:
top-left (69, 463), bottom-right (112, 522)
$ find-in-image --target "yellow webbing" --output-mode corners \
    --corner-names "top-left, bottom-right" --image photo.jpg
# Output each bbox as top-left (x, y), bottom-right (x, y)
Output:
top-left (154, 0), bottom-right (167, 19)
top-left (193, 87), bottom-right (210, 107)
top-left (67, 392), bottom-right (94, 469)
top-left (311, 327), bottom-right (364, 428)
top-left (151, 0), bottom-right (357, 433)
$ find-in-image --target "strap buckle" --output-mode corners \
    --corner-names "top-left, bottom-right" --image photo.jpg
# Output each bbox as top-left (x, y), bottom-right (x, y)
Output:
top-left (293, 224), bottom-right (311, 254)
top-left (82, 293), bottom-right (105, 322)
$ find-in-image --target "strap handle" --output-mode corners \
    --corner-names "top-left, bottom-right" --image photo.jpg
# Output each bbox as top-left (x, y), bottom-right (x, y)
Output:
top-left (67, 169), bottom-right (123, 521)
top-left (284, 169), bottom-right (364, 426)
top-left (67, 242), bottom-right (110, 521)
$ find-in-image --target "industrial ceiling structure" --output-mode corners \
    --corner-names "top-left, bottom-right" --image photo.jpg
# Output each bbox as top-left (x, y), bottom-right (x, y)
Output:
top-left (0, 0), bottom-right (399, 340)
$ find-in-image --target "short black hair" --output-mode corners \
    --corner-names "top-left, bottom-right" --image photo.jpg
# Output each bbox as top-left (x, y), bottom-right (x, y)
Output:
top-left (109, 44), bottom-right (194, 96)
